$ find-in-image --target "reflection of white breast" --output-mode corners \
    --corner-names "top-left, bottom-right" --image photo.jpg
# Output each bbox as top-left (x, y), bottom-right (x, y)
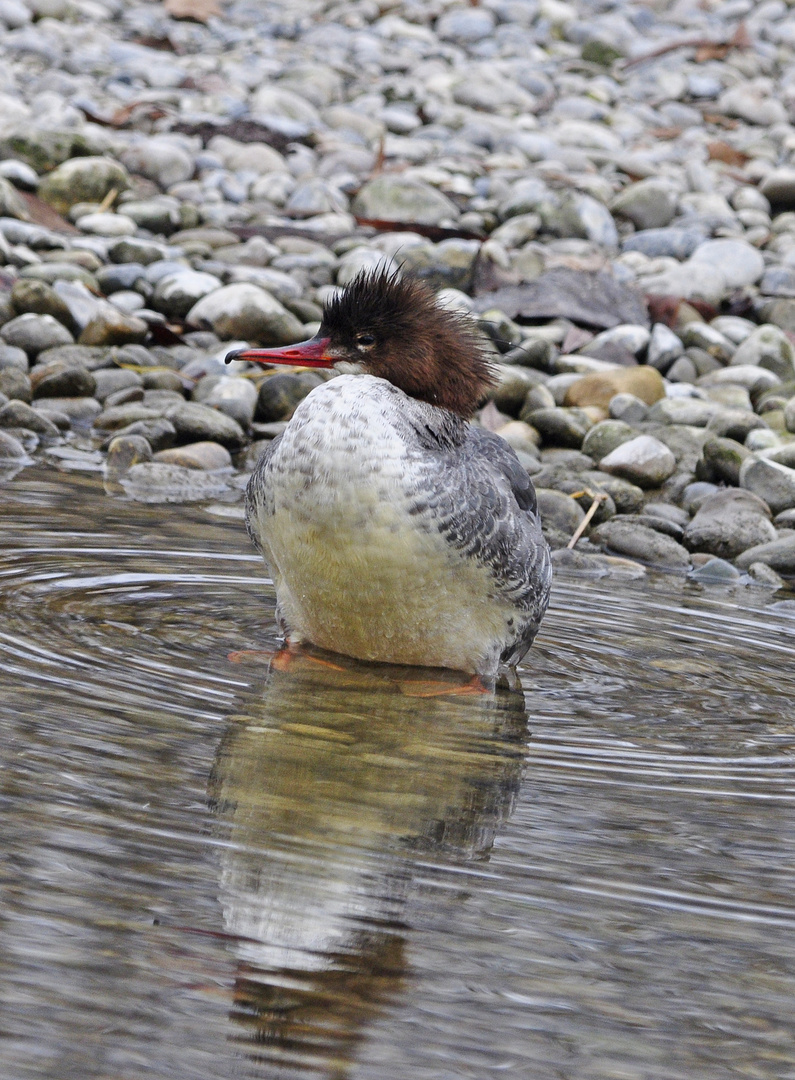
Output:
top-left (219, 845), bottom-right (404, 973)
top-left (249, 375), bottom-right (517, 673)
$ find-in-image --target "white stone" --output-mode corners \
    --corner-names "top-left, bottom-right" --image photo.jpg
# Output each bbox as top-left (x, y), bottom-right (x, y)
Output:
top-left (75, 212), bottom-right (137, 237)
top-left (186, 282), bottom-right (303, 344)
top-left (599, 435), bottom-right (677, 488)
top-left (121, 140), bottom-right (194, 189)
top-left (688, 239), bottom-right (765, 290)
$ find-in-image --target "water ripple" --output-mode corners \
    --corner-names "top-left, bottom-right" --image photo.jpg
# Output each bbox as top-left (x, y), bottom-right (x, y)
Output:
top-left (1, 468), bottom-right (795, 1080)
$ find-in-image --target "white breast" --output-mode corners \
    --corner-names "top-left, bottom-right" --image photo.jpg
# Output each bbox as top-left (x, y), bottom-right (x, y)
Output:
top-left (249, 375), bottom-right (517, 674)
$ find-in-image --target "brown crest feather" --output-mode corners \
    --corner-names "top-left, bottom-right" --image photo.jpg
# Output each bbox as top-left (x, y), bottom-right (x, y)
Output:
top-left (322, 269), bottom-right (495, 418)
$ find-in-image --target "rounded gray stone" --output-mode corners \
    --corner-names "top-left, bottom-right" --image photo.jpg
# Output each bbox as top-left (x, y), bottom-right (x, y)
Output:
top-left (0, 344), bottom-right (29, 372)
top-left (186, 283), bottom-right (304, 345)
top-left (689, 558), bottom-right (741, 584)
top-left (352, 177), bottom-right (460, 226)
top-left (609, 393), bottom-right (648, 423)
top-left (0, 429), bottom-right (28, 460)
top-left (611, 179), bottom-right (678, 230)
top-left (152, 271), bottom-right (223, 319)
top-left (730, 324), bottom-right (795, 380)
top-left (1, 313), bottom-right (74, 358)
top-left (526, 406), bottom-right (593, 449)
top-left (746, 561), bottom-right (786, 588)
top-left (0, 399), bottom-right (60, 438)
top-left (153, 442), bottom-right (233, 471)
top-left (683, 488), bottom-right (776, 559)
top-left (646, 322), bottom-right (684, 373)
top-left (700, 436), bottom-right (752, 486)
top-left (194, 375), bottom-right (258, 428)
top-left (119, 462), bottom-right (231, 504)
top-left (255, 372), bottom-right (314, 423)
top-left (93, 368), bottom-right (143, 402)
top-left (31, 361), bottom-right (96, 399)
top-left (94, 404), bottom-right (165, 431)
top-left (164, 401), bottom-right (247, 450)
top-left (760, 169), bottom-right (795, 209)
top-left (735, 535), bottom-right (795, 573)
top-left (120, 140), bottom-right (194, 189)
top-left (536, 488), bottom-right (585, 536)
top-left (0, 367), bottom-right (32, 402)
top-left (581, 420), bottom-right (636, 462)
top-left (104, 418), bottom-right (177, 452)
top-left (647, 397), bottom-right (718, 427)
top-left (436, 6), bottom-right (496, 41)
top-left (10, 278), bottom-right (76, 332)
top-left (78, 309), bottom-right (148, 348)
top-left (590, 520), bottom-right (691, 570)
top-left (38, 156), bottom-right (129, 215)
top-left (599, 435), bottom-right (677, 488)
top-left (105, 435), bottom-right (154, 478)
top-left (688, 239), bottom-right (765, 290)
top-left (739, 457), bottom-right (795, 515)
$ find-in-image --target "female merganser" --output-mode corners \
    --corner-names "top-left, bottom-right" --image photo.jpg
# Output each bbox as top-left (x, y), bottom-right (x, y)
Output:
top-left (225, 269), bottom-right (551, 678)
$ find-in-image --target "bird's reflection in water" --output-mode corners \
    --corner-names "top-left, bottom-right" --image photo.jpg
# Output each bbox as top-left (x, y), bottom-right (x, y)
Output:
top-left (210, 650), bottom-right (530, 1078)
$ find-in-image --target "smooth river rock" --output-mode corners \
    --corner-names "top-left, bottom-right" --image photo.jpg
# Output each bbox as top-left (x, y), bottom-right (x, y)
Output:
top-left (598, 435), bottom-right (677, 488)
top-left (683, 489), bottom-right (777, 560)
top-left (186, 283), bottom-right (304, 345)
top-left (590, 520), bottom-right (691, 570)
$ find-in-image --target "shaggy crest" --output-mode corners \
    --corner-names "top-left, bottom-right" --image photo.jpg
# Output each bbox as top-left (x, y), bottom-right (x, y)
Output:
top-left (321, 268), bottom-right (495, 418)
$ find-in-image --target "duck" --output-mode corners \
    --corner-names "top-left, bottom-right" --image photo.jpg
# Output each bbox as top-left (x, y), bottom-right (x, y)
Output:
top-left (225, 268), bottom-right (551, 679)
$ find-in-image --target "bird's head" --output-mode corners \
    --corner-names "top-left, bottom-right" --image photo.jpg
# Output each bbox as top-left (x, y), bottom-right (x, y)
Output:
top-left (225, 268), bottom-right (494, 418)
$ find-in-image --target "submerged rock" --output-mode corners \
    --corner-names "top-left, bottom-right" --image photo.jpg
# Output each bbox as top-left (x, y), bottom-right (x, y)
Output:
top-left (683, 489), bottom-right (776, 560)
top-left (118, 462), bottom-right (231, 503)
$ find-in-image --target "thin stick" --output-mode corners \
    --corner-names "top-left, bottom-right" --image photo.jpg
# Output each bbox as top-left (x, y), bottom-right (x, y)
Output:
top-left (98, 187), bottom-right (118, 212)
top-left (619, 22), bottom-right (750, 70)
top-left (567, 492), bottom-right (608, 549)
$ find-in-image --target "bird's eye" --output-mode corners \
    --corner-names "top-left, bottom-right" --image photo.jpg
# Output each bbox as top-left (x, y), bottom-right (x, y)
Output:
top-left (356, 333), bottom-right (376, 349)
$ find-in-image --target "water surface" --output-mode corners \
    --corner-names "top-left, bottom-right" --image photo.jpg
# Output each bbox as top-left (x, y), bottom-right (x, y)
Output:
top-left (1, 467), bottom-right (794, 1079)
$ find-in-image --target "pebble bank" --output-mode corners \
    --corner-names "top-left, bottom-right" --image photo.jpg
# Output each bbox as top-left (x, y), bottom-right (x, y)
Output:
top-left (3, 0), bottom-right (795, 585)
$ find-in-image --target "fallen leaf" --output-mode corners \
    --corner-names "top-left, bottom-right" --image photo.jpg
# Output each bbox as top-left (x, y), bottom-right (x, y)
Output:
top-left (164, 0), bottom-right (220, 23)
top-left (647, 126), bottom-right (683, 140)
top-left (132, 34), bottom-right (179, 51)
top-left (18, 191), bottom-right (79, 234)
top-left (561, 326), bottom-right (594, 353)
top-left (701, 113), bottom-right (740, 129)
top-left (707, 140), bottom-right (750, 167)
top-left (695, 43), bottom-right (731, 62)
top-left (478, 401), bottom-right (509, 433)
top-left (169, 118), bottom-right (298, 152)
top-left (646, 293), bottom-right (718, 327)
top-left (354, 217), bottom-right (486, 241)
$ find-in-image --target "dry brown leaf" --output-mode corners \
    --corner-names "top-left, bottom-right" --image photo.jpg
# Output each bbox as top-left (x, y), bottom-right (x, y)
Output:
top-left (478, 401), bottom-right (509, 433)
top-left (648, 126), bottom-right (683, 140)
top-left (561, 326), bottom-right (594, 354)
top-left (707, 140), bottom-right (750, 167)
top-left (695, 44), bottom-right (730, 62)
top-left (164, 0), bottom-right (220, 23)
top-left (701, 113), bottom-right (739, 129)
top-left (19, 192), bottom-right (79, 234)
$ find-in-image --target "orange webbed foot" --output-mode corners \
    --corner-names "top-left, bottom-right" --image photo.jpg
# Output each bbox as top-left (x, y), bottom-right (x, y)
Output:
top-left (227, 649), bottom-right (278, 664)
top-left (270, 641), bottom-right (350, 673)
top-left (396, 673), bottom-right (490, 698)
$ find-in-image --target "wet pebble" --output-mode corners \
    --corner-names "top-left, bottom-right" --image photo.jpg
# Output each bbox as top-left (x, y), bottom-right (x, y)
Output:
top-left (0, 0), bottom-right (792, 590)
top-left (0, 428), bottom-right (29, 459)
top-left (119, 462), bottom-right (231, 503)
top-left (1, 313), bottom-right (74, 357)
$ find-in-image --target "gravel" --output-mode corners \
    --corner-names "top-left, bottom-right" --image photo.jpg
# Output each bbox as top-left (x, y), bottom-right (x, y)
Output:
top-left (2, 0), bottom-right (795, 587)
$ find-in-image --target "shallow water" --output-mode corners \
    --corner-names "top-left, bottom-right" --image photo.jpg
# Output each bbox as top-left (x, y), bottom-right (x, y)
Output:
top-left (1, 466), bottom-right (795, 1080)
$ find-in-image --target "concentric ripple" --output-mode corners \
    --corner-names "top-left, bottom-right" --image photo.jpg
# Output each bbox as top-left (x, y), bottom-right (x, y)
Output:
top-left (1, 467), bottom-right (795, 1080)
